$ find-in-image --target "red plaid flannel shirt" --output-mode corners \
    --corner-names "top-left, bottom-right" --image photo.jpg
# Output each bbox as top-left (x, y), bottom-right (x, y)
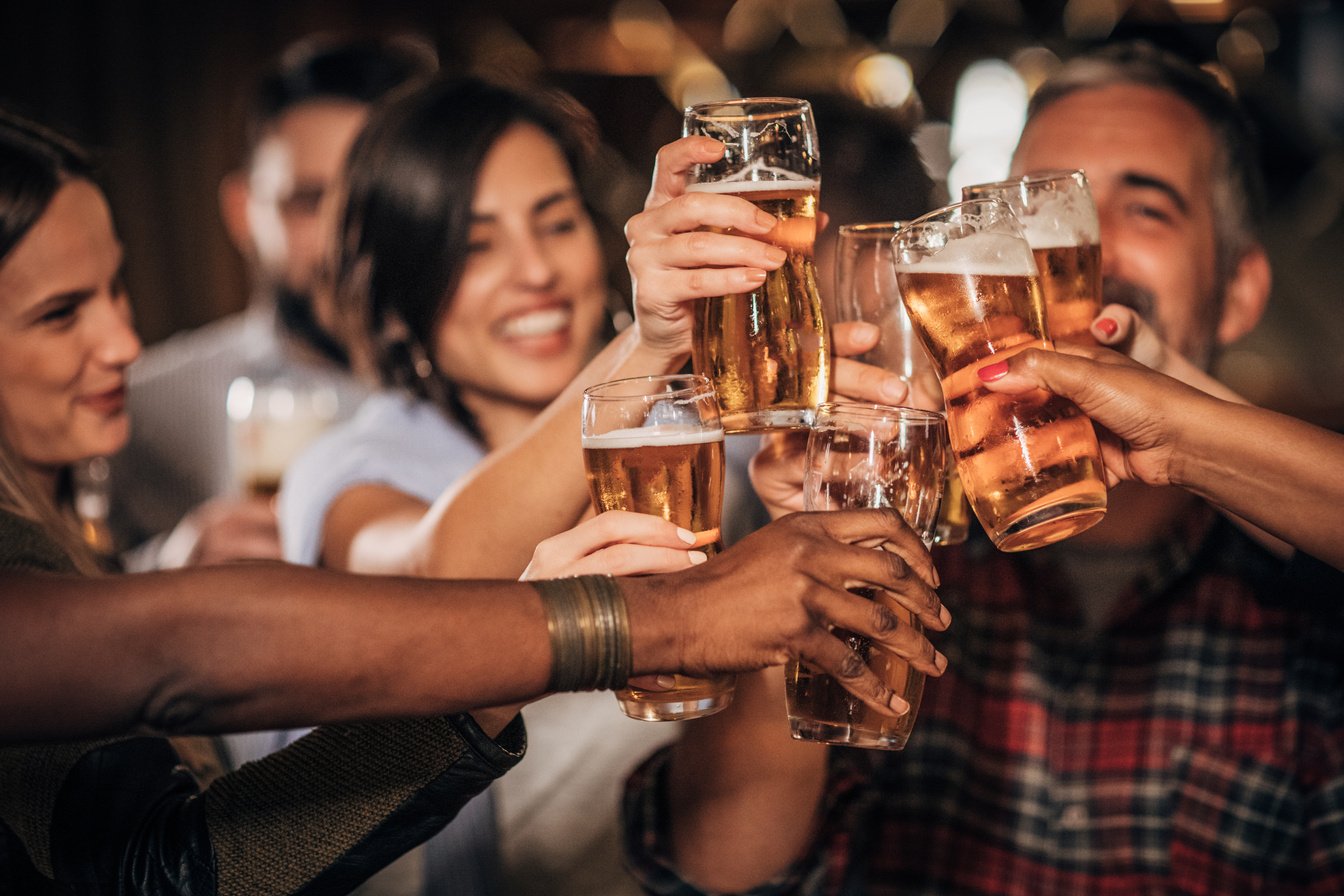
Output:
top-left (625, 514), bottom-right (1344, 895)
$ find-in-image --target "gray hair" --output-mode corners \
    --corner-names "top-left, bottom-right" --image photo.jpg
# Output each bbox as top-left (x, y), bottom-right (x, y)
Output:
top-left (1028, 41), bottom-right (1265, 290)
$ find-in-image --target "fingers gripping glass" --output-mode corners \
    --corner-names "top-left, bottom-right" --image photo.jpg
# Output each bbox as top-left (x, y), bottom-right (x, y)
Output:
top-left (580, 374), bottom-right (732, 721)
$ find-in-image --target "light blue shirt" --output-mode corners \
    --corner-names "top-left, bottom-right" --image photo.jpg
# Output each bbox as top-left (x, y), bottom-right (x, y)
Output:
top-left (278, 390), bottom-right (484, 566)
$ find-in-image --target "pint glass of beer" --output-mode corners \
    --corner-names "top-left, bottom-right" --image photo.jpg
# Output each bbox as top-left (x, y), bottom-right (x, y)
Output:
top-left (786, 402), bottom-right (948, 750)
top-left (226, 376), bottom-right (338, 498)
top-left (833, 222), bottom-right (968, 546)
top-left (962, 170), bottom-right (1102, 345)
top-left (892, 199), bottom-right (1107, 552)
top-left (580, 374), bottom-right (732, 721)
top-left (683, 97), bottom-right (829, 433)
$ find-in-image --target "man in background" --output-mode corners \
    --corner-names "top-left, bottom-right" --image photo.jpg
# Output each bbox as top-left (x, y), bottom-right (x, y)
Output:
top-left (110, 34), bottom-right (435, 569)
top-left (625, 41), bottom-right (1344, 895)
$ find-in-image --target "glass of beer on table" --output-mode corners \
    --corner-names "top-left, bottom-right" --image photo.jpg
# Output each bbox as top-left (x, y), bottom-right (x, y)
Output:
top-left (682, 97), bottom-right (828, 433)
top-left (581, 374), bottom-right (731, 720)
top-left (786, 402), bottom-right (948, 750)
top-left (892, 198), bottom-right (1107, 552)
top-left (962, 169), bottom-right (1102, 346)
top-left (832, 222), bottom-right (970, 546)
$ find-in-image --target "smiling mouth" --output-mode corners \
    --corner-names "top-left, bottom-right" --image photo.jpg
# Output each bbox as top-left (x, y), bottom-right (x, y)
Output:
top-left (81, 385), bottom-right (127, 415)
top-left (499, 305), bottom-right (573, 341)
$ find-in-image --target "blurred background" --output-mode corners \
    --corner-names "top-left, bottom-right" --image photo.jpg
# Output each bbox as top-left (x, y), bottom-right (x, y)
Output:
top-left (2, 0), bottom-right (1341, 426)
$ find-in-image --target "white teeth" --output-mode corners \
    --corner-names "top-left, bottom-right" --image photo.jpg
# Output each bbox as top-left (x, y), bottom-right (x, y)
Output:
top-left (501, 307), bottom-right (571, 339)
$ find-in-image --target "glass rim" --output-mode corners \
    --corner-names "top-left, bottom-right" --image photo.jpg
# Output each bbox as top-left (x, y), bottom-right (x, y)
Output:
top-left (814, 401), bottom-right (945, 425)
top-left (582, 373), bottom-right (715, 402)
top-left (684, 96), bottom-right (811, 119)
top-left (837, 221), bottom-right (908, 238)
top-left (963, 168), bottom-right (1088, 195)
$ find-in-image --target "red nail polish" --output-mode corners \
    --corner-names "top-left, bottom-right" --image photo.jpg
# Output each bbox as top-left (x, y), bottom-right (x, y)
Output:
top-left (977, 360), bottom-right (1009, 382)
top-left (1095, 317), bottom-right (1118, 338)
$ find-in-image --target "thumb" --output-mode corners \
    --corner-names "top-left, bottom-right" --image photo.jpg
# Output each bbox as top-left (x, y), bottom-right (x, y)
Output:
top-left (645, 136), bottom-right (725, 209)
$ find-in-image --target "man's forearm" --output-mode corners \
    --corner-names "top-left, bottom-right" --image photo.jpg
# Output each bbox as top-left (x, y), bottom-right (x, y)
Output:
top-left (667, 668), bottom-right (829, 890)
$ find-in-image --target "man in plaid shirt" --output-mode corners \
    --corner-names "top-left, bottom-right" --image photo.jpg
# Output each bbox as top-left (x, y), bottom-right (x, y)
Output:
top-left (623, 42), bottom-right (1344, 895)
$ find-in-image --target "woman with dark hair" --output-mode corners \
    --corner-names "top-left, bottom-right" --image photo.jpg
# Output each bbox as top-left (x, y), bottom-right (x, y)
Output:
top-left (0, 107), bottom-right (951, 893)
top-left (273, 76), bottom-right (736, 896)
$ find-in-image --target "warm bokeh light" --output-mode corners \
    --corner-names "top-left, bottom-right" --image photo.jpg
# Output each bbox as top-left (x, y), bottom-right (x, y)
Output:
top-left (611, 0), bottom-right (676, 70)
top-left (851, 53), bottom-right (915, 110)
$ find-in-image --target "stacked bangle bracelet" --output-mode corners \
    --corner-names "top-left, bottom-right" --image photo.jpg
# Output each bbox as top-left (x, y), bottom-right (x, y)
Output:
top-left (532, 575), bottom-right (632, 692)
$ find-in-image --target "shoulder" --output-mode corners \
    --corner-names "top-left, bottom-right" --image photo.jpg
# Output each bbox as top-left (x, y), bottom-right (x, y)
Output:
top-left (0, 509), bottom-right (78, 574)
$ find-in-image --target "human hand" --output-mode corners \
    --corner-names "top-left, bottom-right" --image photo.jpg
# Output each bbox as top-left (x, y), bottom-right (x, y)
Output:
top-left (626, 508), bottom-right (949, 718)
top-left (749, 321), bottom-right (910, 517)
top-left (157, 496), bottom-right (283, 568)
top-left (975, 342), bottom-right (1215, 488)
top-left (1090, 304), bottom-right (1246, 404)
top-left (624, 136), bottom-right (785, 360)
top-left (521, 510), bottom-right (714, 580)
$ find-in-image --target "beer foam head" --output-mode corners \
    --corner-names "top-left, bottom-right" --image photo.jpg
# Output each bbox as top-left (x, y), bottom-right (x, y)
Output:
top-left (893, 230), bottom-right (1035, 275)
top-left (686, 176), bottom-right (819, 195)
top-left (1018, 193), bottom-right (1101, 247)
top-left (582, 424), bottom-right (725, 449)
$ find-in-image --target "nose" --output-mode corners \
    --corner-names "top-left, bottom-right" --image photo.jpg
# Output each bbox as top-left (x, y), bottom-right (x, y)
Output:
top-left (93, 294), bottom-right (142, 369)
top-left (512, 232), bottom-right (559, 290)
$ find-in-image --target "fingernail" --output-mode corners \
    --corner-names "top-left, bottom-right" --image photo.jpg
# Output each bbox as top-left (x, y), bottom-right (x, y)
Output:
top-left (744, 268), bottom-right (767, 283)
top-left (755, 210), bottom-right (776, 229)
top-left (889, 694), bottom-right (911, 715)
top-left (881, 374), bottom-right (908, 403)
top-left (676, 527), bottom-right (697, 544)
top-left (655, 675), bottom-right (678, 689)
top-left (977, 360), bottom-right (1009, 383)
top-left (764, 246), bottom-right (787, 264)
top-left (938, 605), bottom-right (951, 628)
top-left (688, 550), bottom-right (708, 565)
top-left (1095, 317), bottom-right (1119, 338)
top-left (934, 651), bottom-right (948, 673)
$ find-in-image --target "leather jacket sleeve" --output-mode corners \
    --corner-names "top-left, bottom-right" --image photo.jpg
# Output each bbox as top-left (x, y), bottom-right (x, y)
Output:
top-left (3, 712), bottom-right (524, 895)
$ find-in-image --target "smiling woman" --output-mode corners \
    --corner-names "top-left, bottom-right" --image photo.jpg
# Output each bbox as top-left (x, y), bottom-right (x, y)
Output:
top-left (0, 180), bottom-right (139, 490)
top-left (267, 76), bottom-right (697, 896)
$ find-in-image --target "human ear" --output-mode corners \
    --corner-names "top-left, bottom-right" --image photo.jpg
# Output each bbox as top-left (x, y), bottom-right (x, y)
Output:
top-left (1217, 244), bottom-right (1271, 346)
top-left (218, 171), bottom-right (254, 259)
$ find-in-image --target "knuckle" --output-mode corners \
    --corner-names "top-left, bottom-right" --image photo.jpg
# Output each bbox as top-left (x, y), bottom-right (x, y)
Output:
top-left (834, 647), bottom-right (867, 680)
top-left (870, 602), bottom-right (901, 636)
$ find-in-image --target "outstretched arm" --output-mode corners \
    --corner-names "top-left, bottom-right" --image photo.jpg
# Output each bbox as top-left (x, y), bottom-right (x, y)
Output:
top-left (978, 342), bottom-right (1344, 570)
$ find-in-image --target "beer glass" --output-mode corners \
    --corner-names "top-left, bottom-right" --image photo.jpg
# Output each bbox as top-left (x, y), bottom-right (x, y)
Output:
top-left (892, 198), bottom-right (1107, 552)
top-left (833, 222), bottom-right (969, 546)
top-left (963, 170), bottom-right (1102, 345)
top-left (786, 402), bottom-right (948, 750)
top-left (226, 376), bottom-right (338, 498)
top-left (683, 97), bottom-right (829, 433)
top-left (580, 374), bottom-right (732, 720)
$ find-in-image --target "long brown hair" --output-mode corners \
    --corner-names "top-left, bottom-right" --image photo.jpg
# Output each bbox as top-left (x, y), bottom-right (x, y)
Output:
top-left (0, 109), bottom-right (105, 575)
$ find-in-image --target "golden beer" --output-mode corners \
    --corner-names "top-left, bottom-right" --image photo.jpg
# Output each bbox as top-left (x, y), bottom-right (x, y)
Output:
top-left (932, 466), bottom-right (970, 546)
top-left (581, 424), bottom-right (728, 719)
top-left (686, 180), bottom-right (829, 433)
top-left (787, 587), bottom-right (926, 750)
top-left (788, 403), bottom-right (946, 749)
top-left (896, 268), bottom-right (1106, 551)
top-left (582, 426), bottom-right (725, 541)
top-left (1033, 243), bottom-right (1102, 345)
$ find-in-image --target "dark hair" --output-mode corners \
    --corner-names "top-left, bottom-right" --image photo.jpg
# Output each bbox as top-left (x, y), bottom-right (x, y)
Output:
top-left (246, 34), bottom-right (438, 152)
top-left (0, 110), bottom-right (94, 265)
top-left (0, 110), bottom-right (104, 573)
top-left (331, 76), bottom-right (598, 433)
top-left (1029, 40), bottom-right (1265, 285)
